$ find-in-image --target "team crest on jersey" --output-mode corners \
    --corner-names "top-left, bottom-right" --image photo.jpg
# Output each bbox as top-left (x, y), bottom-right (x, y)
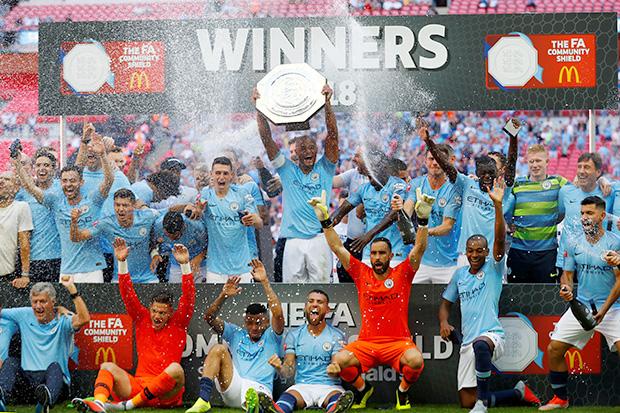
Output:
top-left (322, 342), bottom-right (333, 352)
top-left (438, 197), bottom-right (447, 207)
top-left (384, 279), bottom-right (394, 289)
top-left (475, 271), bottom-right (485, 280)
top-left (80, 205), bottom-right (90, 214)
top-left (382, 193), bottom-right (390, 203)
top-left (139, 227), bottom-right (148, 236)
top-left (229, 202), bottom-right (239, 211)
top-left (311, 172), bottom-right (320, 182)
top-left (542, 180), bottom-right (552, 190)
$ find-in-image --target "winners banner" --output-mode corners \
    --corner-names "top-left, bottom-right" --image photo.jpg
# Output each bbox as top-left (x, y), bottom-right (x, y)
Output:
top-left (1, 284), bottom-right (619, 406)
top-left (38, 13), bottom-right (618, 115)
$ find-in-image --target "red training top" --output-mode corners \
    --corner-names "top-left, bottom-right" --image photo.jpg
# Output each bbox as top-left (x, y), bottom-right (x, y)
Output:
top-left (119, 272), bottom-right (195, 377)
top-left (348, 256), bottom-right (416, 342)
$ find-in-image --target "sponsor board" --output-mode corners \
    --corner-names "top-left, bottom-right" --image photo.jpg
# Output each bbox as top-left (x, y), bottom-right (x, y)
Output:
top-left (73, 313), bottom-right (134, 370)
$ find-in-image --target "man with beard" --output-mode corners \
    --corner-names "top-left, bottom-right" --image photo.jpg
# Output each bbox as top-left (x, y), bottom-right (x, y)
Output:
top-left (0, 278), bottom-right (90, 413)
top-left (70, 189), bottom-right (159, 283)
top-left (308, 189), bottom-right (434, 409)
top-left (0, 169), bottom-right (32, 288)
top-left (257, 289), bottom-right (353, 413)
top-left (556, 153), bottom-right (613, 273)
top-left (253, 85), bottom-right (339, 283)
top-left (199, 156), bottom-right (262, 283)
top-left (410, 144), bottom-right (461, 283)
top-left (422, 123), bottom-right (516, 267)
top-left (15, 149), bottom-right (62, 282)
top-left (185, 259), bottom-right (284, 413)
top-left (439, 178), bottom-right (540, 412)
top-left (14, 135), bottom-right (113, 282)
top-left (150, 158), bottom-right (198, 210)
top-left (72, 238), bottom-right (195, 413)
top-left (539, 196), bottom-right (620, 411)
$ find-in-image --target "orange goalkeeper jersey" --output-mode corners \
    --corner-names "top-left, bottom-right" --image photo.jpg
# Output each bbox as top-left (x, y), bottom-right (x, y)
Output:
top-left (119, 272), bottom-right (195, 377)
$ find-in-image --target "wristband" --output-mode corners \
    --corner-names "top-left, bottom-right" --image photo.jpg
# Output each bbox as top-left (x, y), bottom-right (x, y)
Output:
top-left (417, 217), bottom-right (429, 227)
top-left (320, 218), bottom-right (333, 229)
top-left (150, 249), bottom-right (160, 259)
top-left (118, 259), bottom-right (129, 274)
top-left (272, 152), bottom-right (286, 169)
top-left (21, 272), bottom-right (30, 277)
top-left (70, 291), bottom-right (80, 299)
top-left (180, 262), bottom-right (192, 275)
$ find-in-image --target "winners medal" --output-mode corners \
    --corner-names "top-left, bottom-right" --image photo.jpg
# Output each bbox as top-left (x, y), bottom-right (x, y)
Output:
top-left (256, 63), bottom-right (327, 131)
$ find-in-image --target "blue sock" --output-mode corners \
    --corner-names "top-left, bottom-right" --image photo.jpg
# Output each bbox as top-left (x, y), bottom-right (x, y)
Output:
top-left (276, 392), bottom-right (296, 413)
top-left (325, 393), bottom-right (341, 411)
top-left (198, 377), bottom-right (214, 402)
top-left (488, 389), bottom-right (520, 407)
top-left (549, 370), bottom-right (568, 400)
top-left (473, 340), bottom-right (493, 404)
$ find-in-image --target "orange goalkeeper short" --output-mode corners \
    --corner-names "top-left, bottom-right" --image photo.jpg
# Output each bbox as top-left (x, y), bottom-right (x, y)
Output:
top-left (110, 373), bottom-right (184, 407)
top-left (344, 338), bottom-right (417, 373)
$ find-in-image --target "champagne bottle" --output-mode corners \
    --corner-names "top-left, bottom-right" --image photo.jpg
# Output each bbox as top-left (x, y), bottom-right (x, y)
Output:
top-left (396, 209), bottom-right (416, 245)
top-left (258, 167), bottom-right (281, 198)
top-left (569, 296), bottom-right (598, 331)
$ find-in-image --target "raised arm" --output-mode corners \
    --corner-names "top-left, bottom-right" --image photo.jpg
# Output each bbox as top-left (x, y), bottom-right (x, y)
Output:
top-left (322, 84), bottom-right (339, 164)
top-left (171, 244), bottom-right (196, 326)
top-left (60, 275), bottom-right (90, 329)
top-left (75, 122), bottom-right (95, 168)
top-left (253, 88), bottom-right (280, 161)
top-left (330, 200), bottom-right (355, 227)
top-left (250, 259), bottom-right (284, 335)
top-left (503, 119), bottom-right (519, 188)
top-left (93, 135), bottom-right (114, 198)
top-left (488, 177), bottom-right (507, 261)
top-left (407, 188), bottom-right (435, 271)
top-left (126, 144), bottom-right (145, 184)
top-left (114, 238), bottom-right (147, 319)
top-left (204, 276), bottom-right (241, 335)
top-left (11, 156), bottom-right (44, 203)
top-left (419, 123), bottom-right (458, 183)
top-left (308, 191), bottom-right (351, 269)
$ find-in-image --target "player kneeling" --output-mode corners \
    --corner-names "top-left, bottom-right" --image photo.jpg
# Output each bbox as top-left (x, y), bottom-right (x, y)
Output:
top-left (257, 289), bottom-right (354, 413)
top-left (73, 238), bottom-right (195, 412)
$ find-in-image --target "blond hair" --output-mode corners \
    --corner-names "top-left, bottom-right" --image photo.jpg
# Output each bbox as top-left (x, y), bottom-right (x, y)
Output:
top-left (527, 144), bottom-right (547, 156)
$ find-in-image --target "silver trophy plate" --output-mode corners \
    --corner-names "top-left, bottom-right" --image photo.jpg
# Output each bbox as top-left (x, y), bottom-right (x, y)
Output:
top-left (256, 63), bottom-right (326, 125)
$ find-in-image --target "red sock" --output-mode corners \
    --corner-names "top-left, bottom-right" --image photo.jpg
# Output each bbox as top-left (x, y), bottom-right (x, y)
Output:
top-left (400, 364), bottom-right (424, 391)
top-left (130, 372), bottom-right (177, 407)
top-left (340, 366), bottom-right (365, 390)
top-left (94, 370), bottom-right (114, 403)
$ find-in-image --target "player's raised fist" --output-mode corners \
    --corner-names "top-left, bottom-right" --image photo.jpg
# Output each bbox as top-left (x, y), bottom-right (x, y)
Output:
top-left (60, 275), bottom-right (78, 294)
top-left (321, 82), bottom-right (334, 102)
top-left (414, 187), bottom-right (435, 220)
top-left (308, 190), bottom-right (329, 222)
top-left (326, 362), bottom-right (341, 377)
top-left (172, 244), bottom-right (190, 265)
top-left (391, 193), bottom-right (404, 211)
top-left (251, 87), bottom-right (261, 105)
top-left (113, 237), bottom-right (130, 262)
top-left (268, 354), bottom-right (282, 370)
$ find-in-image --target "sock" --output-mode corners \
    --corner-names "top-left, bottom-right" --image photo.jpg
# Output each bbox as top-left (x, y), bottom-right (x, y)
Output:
top-left (339, 366), bottom-right (365, 391)
top-left (275, 392), bottom-right (296, 413)
top-left (488, 390), bottom-right (520, 407)
top-left (399, 363), bottom-right (424, 391)
top-left (94, 370), bottom-right (115, 404)
top-left (128, 372), bottom-right (177, 408)
top-left (325, 393), bottom-right (341, 412)
top-left (473, 340), bottom-right (493, 404)
top-left (549, 370), bottom-right (568, 400)
top-left (198, 377), bottom-right (214, 403)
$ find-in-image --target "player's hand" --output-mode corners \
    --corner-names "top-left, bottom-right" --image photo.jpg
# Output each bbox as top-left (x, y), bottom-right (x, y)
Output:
top-left (267, 177), bottom-right (282, 195)
top-left (241, 213), bottom-right (259, 227)
top-left (150, 254), bottom-right (162, 273)
top-left (604, 250), bottom-right (620, 266)
top-left (172, 244), bottom-right (190, 265)
top-left (308, 190), bottom-right (330, 222)
top-left (184, 204), bottom-right (203, 220)
top-left (598, 177), bottom-right (612, 197)
top-left (326, 362), bottom-right (341, 377)
top-left (60, 275), bottom-right (78, 295)
top-left (113, 237), bottom-right (130, 262)
top-left (11, 276), bottom-right (29, 289)
top-left (559, 284), bottom-right (573, 302)
top-left (250, 259), bottom-right (268, 283)
top-left (222, 276), bottom-right (242, 298)
top-left (416, 117), bottom-right (430, 141)
top-left (391, 194), bottom-right (404, 211)
top-left (251, 87), bottom-right (261, 106)
top-left (593, 308), bottom-right (606, 324)
top-left (71, 208), bottom-right (83, 222)
top-left (82, 122), bottom-right (95, 143)
top-left (268, 354), bottom-right (283, 370)
top-left (414, 188), bottom-right (435, 220)
top-left (237, 174), bottom-right (253, 185)
top-left (488, 176), bottom-right (505, 205)
top-left (440, 321), bottom-right (454, 341)
top-left (350, 233), bottom-right (372, 254)
top-left (322, 83), bottom-right (334, 102)
top-left (89, 133), bottom-right (106, 157)
top-left (356, 204), bottom-right (366, 220)
top-left (102, 136), bottom-right (115, 152)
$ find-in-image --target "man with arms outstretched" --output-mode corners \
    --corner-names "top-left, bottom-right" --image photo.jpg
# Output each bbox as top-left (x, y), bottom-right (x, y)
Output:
top-left (186, 259), bottom-right (284, 413)
top-left (73, 238), bottom-right (195, 412)
top-left (308, 188), bottom-right (434, 409)
top-left (439, 178), bottom-right (540, 412)
top-left (257, 289), bottom-right (354, 413)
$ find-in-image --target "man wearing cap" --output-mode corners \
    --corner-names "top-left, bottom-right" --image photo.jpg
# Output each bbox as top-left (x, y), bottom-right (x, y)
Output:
top-left (151, 158), bottom-right (199, 209)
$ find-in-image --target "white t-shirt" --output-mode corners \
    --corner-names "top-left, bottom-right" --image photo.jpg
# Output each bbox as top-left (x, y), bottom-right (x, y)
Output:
top-left (0, 200), bottom-right (33, 275)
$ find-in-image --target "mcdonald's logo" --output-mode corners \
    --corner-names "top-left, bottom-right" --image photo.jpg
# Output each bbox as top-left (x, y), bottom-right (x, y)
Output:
top-left (558, 66), bottom-right (580, 84)
top-left (566, 349), bottom-right (584, 370)
top-left (95, 347), bottom-right (116, 365)
top-left (129, 71), bottom-right (150, 89)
